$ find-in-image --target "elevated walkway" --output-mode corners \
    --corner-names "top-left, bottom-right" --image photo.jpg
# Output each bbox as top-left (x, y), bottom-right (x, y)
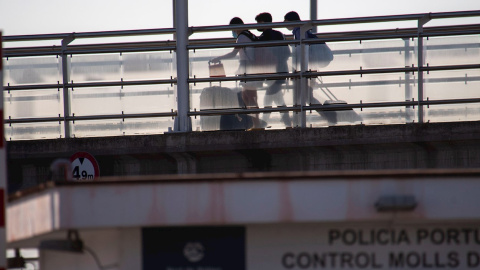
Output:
top-left (7, 120), bottom-right (480, 193)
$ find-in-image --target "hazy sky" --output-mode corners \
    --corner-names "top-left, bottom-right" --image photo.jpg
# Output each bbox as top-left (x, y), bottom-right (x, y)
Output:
top-left (0, 0), bottom-right (478, 43)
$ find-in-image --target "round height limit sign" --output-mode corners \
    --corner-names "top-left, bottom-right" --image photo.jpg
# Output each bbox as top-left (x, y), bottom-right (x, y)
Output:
top-left (70, 152), bottom-right (100, 180)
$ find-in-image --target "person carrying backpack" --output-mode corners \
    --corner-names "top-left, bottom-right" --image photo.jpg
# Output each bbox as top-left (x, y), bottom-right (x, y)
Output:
top-left (284, 11), bottom-right (333, 70)
top-left (255, 12), bottom-right (292, 128)
top-left (211, 17), bottom-right (263, 128)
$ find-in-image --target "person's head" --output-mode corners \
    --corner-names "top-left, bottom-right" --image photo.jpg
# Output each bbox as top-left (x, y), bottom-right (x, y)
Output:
top-left (230, 17), bottom-right (244, 25)
top-left (229, 17), bottom-right (244, 38)
top-left (255, 12), bottom-right (272, 32)
top-left (255, 12), bottom-right (272, 23)
top-left (284, 11), bottom-right (300, 31)
top-left (284, 11), bottom-right (300, 21)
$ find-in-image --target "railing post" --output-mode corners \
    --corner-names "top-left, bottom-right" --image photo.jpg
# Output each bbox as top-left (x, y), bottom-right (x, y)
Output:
top-left (173, 0), bottom-right (191, 132)
top-left (417, 14), bottom-right (431, 123)
top-left (404, 38), bottom-right (413, 122)
top-left (310, 0), bottom-right (318, 33)
top-left (298, 23), bottom-right (313, 128)
top-left (61, 34), bottom-right (74, 138)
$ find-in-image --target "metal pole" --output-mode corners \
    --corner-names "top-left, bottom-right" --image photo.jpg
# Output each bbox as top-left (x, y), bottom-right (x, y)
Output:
top-left (173, 0), bottom-right (191, 132)
top-left (61, 34), bottom-right (74, 138)
top-left (172, 0), bottom-right (177, 40)
top-left (404, 38), bottom-right (413, 122)
top-left (310, 0), bottom-right (318, 33)
top-left (299, 24), bottom-right (312, 128)
top-left (417, 14), bottom-right (431, 123)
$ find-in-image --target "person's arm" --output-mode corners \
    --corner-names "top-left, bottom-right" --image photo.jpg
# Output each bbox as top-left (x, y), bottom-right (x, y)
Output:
top-left (211, 33), bottom-right (253, 63)
top-left (211, 48), bottom-right (239, 63)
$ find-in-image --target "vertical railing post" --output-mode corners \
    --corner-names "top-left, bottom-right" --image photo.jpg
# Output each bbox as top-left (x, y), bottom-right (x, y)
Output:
top-left (403, 38), bottom-right (413, 122)
top-left (173, 0), bottom-right (191, 132)
top-left (61, 34), bottom-right (74, 138)
top-left (310, 0), bottom-right (318, 33)
top-left (417, 14), bottom-right (431, 123)
top-left (298, 23), bottom-right (312, 128)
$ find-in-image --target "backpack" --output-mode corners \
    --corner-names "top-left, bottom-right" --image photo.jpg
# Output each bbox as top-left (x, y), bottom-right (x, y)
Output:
top-left (305, 31), bottom-right (334, 68)
top-left (240, 30), bottom-right (290, 74)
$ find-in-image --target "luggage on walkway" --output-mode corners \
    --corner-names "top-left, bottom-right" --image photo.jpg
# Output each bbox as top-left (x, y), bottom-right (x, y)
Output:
top-left (316, 77), bottom-right (362, 125)
top-left (199, 86), bottom-right (254, 131)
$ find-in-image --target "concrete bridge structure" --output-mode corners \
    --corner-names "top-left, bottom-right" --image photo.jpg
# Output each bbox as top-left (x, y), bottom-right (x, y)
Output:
top-left (2, 5), bottom-right (480, 270)
top-left (6, 120), bottom-right (480, 193)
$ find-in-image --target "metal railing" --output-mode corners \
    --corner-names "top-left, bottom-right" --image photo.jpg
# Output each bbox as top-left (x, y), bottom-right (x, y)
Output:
top-left (2, 10), bottom-right (480, 140)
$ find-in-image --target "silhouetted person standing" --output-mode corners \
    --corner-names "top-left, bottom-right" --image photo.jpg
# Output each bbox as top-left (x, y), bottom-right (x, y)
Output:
top-left (255, 12), bottom-right (291, 127)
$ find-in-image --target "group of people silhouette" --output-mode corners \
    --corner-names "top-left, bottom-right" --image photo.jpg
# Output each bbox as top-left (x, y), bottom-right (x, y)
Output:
top-left (210, 11), bottom-right (324, 129)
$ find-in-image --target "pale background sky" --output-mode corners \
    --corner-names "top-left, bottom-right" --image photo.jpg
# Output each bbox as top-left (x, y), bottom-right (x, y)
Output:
top-left (0, 0), bottom-right (478, 44)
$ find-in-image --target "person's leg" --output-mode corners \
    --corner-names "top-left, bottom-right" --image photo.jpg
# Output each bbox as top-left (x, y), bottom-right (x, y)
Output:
top-left (242, 87), bottom-right (260, 128)
top-left (263, 80), bottom-right (291, 127)
top-left (262, 86), bottom-right (275, 125)
top-left (272, 81), bottom-right (291, 127)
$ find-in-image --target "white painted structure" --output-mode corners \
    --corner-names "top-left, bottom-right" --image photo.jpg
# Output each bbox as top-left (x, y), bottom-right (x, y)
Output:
top-left (6, 171), bottom-right (480, 270)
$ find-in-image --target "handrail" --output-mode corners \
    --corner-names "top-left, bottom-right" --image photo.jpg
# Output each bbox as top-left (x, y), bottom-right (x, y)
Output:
top-left (190, 10), bottom-right (480, 33)
top-left (3, 28), bottom-right (177, 42)
top-left (3, 10), bottom-right (480, 139)
top-left (4, 10), bottom-right (480, 43)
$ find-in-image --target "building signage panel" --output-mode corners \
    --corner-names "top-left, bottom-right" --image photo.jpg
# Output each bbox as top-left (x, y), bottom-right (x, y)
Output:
top-left (247, 224), bottom-right (480, 270)
top-left (142, 226), bottom-right (245, 270)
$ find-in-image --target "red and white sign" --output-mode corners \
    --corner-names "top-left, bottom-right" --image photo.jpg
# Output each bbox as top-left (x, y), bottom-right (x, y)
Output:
top-left (70, 152), bottom-right (100, 180)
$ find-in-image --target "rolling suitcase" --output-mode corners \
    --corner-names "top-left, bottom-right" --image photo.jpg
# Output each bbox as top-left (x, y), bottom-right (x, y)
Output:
top-left (199, 86), bottom-right (254, 131)
top-left (317, 77), bottom-right (362, 124)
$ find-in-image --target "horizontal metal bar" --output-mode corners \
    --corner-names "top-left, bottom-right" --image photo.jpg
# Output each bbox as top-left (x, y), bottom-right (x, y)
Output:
top-left (189, 106), bottom-right (301, 116)
top-left (4, 51), bottom-right (63, 58)
top-left (68, 112), bottom-right (177, 121)
top-left (3, 33), bottom-right (72, 42)
top-left (5, 46), bottom-right (177, 58)
top-left (5, 79), bottom-right (177, 91)
top-left (4, 28), bottom-right (176, 42)
top-left (5, 83), bottom-right (63, 91)
top-left (5, 66), bottom-right (477, 92)
top-left (68, 79), bottom-right (177, 88)
top-left (310, 10), bottom-right (480, 28)
top-left (191, 11), bottom-right (480, 34)
top-left (5, 116), bottom-right (63, 124)
top-left (428, 10), bottom-right (480, 19)
top-left (189, 67), bottom-right (416, 83)
top-left (6, 97), bottom-right (480, 124)
top-left (189, 39), bottom-right (294, 50)
top-left (64, 46), bottom-right (177, 55)
top-left (421, 64), bottom-right (480, 72)
top-left (191, 15), bottom-right (424, 34)
top-left (189, 98), bottom-right (480, 116)
top-left (191, 21), bottom-right (302, 34)
top-left (190, 26), bottom-right (480, 50)
top-left (420, 98), bottom-right (480, 106)
top-left (5, 112), bottom-right (177, 124)
top-left (189, 73), bottom-right (300, 84)
top-left (4, 11), bottom-right (478, 45)
top-left (5, 63), bottom-right (479, 92)
top-left (304, 64), bottom-right (480, 78)
top-left (5, 24), bottom-right (480, 58)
